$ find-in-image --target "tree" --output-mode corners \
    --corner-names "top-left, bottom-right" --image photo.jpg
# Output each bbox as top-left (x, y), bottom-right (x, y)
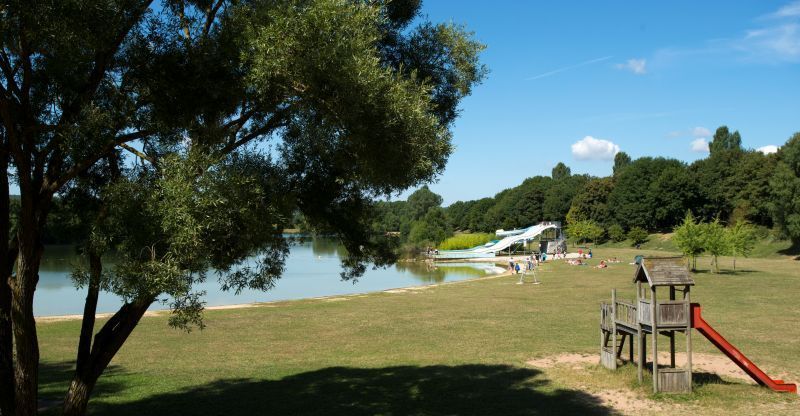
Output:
top-left (408, 207), bottom-right (452, 245)
top-left (585, 221), bottom-right (605, 244)
top-left (627, 227), bottom-right (649, 246)
top-left (728, 221), bottom-right (756, 271)
top-left (649, 165), bottom-right (705, 230)
top-left (565, 220), bottom-right (587, 245)
top-left (613, 151), bottom-right (632, 176)
top-left (607, 224), bottom-right (626, 242)
top-left (770, 133), bottom-right (800, 245)
top-left (701, 218), bottom-right (730, 274)
top-left (543, 174), bottom-right (589, 223)
top-left (567, 178), bottom-right (614, 226)
top-left (709, 125), bottom-right (742, 155)
top-left (672, 212), bottom-right (704, 270)
top-left (406, 186), bottom-right (444, 221)
top-left (551, 162), bottom-right (571, 181)
top-left (607, 157), bottom-right (689, 230)
top-left (0, 1), bottom-right (485, 415)
top-left (566, 219), bottom-right (603, 245)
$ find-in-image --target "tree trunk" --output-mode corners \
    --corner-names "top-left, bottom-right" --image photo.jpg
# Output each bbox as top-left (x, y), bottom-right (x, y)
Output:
top-left (62, 296), bottom-right (155, 416)
top-left (0, 155), bottom-right (14, 416)
top-left (11, 243), bottom-right (43, 416)
top-left (11, 179), bottom-right (48, 416)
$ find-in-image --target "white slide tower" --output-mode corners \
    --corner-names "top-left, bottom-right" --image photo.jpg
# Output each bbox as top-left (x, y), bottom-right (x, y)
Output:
top-left (434, 222), bottom-right (562, 259)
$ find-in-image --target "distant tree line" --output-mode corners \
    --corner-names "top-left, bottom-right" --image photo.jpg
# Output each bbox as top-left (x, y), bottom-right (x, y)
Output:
top-left (369, 127), bottom-right (800, 249)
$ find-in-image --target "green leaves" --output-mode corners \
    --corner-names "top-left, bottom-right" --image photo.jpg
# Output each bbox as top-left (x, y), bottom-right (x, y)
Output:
top-left (770, 133), bottom-right (800, 244)
top-left (673, 212), bottom-right (704, 270)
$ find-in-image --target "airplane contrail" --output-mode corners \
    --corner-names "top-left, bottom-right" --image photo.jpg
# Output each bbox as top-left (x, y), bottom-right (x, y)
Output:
top-left (525, 55), bottom-right (613, 80)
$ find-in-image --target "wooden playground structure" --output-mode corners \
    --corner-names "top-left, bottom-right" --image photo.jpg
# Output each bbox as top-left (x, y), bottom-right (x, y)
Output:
top-left (600, 257), bottom-right (796, 394)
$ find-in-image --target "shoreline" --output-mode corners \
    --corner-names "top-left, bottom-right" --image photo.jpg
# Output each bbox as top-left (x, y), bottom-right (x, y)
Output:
top-left (37, 263), bottom-right (514, 323)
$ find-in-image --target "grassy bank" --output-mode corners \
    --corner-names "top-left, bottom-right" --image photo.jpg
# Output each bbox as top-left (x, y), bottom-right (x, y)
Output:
top-left (577, 232), bottom-right (797, 261)
top-left (37, 247), bottom-right (799, 415)
top-left (438, 233), bottom-right (496, 250)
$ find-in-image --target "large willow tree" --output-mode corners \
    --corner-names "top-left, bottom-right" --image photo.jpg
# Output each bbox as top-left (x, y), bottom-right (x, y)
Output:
top-left (0, 1), bottom-right (486, 414)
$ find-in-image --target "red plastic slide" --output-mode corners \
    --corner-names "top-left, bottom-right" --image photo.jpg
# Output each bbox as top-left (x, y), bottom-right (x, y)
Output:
top-left (691, 303), bottom-right (797, 393)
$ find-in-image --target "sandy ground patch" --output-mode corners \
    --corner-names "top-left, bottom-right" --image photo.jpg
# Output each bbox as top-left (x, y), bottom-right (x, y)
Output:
top-left (526, 351), bottom-right (798, 414)
top-left (594, 389), bottom-right (665, 414)
top-left (526, 351), bottom-right (794, 385)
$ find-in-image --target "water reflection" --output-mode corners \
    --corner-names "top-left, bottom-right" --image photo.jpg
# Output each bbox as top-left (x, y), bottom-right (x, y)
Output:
top-left (33, 237), bottom-right (503, 316)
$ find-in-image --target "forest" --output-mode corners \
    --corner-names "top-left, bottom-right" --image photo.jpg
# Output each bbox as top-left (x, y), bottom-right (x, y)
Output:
top-left (371, 126), bottom-right (800, 249)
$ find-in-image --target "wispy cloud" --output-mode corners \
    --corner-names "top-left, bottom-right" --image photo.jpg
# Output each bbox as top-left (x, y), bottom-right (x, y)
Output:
top-left (738, 23), bottom-right (800, 62)
top-left (767, 0), bottom-right (800, 19)
top-left (649, 2), bottom-right (800, 68)
top-left (692, 126), bottom-right (712, 138)
top-left (667, 126), bottom-right (712, 139)
top-left (525, 56), bottom-right (612, 81)
top-left (615, 58), bottom-right (647, 74)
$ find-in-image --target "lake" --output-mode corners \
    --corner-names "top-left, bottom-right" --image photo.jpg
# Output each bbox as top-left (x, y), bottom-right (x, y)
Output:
top-left (35, 237), bottom-right (504, 317)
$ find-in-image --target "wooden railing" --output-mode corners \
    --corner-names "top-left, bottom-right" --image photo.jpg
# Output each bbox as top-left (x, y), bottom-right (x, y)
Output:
top-left (635, 300), bottom-right (689, 326)
top-left (638, 300), bottom-right (651, 324)
top-left (657, 301), bottom-right (689, 326)
top-left (614, 300), bottom-right (637, 327)
top-left (600, 302), bottom-right (613, 330)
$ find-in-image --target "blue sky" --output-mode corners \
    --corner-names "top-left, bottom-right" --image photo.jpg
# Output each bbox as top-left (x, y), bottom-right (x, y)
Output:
top-left (407, 0), bottom-right (800, 205)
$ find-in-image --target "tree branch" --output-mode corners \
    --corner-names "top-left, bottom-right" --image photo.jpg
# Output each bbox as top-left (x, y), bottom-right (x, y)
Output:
top-left (44, 130), bottom-right (153, 194)
top-left (217, 109), bottom-right (289, 156)
top-left (202, 0), bottom-right (225, 37)
top-left (118, 142), bottom-right (155, 165)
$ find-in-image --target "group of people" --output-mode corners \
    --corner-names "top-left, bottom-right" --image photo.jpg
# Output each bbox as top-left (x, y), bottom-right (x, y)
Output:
top-left (425, 247), bottom-right (440, 256)
top-left (507, 254), bottom-right (541, 274)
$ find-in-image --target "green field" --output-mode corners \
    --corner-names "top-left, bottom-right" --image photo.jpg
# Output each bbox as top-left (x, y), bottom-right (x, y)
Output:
top-left (38, 247), bottom-right (799, 415)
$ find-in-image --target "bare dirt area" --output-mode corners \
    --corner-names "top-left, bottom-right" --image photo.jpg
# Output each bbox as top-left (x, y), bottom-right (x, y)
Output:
top-left (526, 351), bottom-right (797, 415)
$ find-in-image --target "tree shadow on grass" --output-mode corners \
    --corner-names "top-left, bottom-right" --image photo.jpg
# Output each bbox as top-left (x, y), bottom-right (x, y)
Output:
top-left (39, 361), bottom-right (127, 414)
top-left (92, 364), bottom-right (618, 416)
top-left (778, 242), bottom-right (800, 260)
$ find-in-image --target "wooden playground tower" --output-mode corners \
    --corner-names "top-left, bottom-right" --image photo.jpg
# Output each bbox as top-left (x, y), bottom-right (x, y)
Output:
top-left (600, 257), bottom-right (694, 393)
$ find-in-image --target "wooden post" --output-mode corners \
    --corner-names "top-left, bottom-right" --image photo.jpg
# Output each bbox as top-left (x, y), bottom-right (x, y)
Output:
top-left (686, 286), bottom-right (692, 393)
top-left (669, 286), bottom-right (676, 368)
top-left (636, 281), bottom-right (644, 383)
top-left (611, 289), bottom-right (617, 369)
top-left (670, 333), bottom-right (676, 368)
top-left (651, 286), bottom-right (659, 393)
top-left (629, 333), bottom-right (634, 362)
top-left (600, 302), bottom-right (604, 361)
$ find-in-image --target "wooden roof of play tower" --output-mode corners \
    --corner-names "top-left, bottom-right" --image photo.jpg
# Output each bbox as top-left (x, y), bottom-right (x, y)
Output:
top-left (633, 257), bottom-right (694, 287)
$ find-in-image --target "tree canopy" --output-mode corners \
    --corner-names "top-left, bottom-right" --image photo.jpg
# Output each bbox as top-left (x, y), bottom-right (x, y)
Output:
top-left (0, 1), bottom-right (486, 415)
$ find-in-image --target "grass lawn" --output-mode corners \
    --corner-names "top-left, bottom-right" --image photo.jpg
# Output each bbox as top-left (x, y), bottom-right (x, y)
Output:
top-left (38, 248), bottom-right (799, 415)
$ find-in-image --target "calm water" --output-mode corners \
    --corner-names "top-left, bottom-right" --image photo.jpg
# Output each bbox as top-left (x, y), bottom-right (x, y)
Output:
top-left (35, 238), bottom-right (504, 316)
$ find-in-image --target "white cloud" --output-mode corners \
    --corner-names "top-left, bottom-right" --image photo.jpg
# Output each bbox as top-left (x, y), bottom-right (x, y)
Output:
top-left (691, 138), bottom-right (709, 153)
top-left (692, 126), bottom-right (711, 138)
top-left (571, 136), bottom-right (620, 160)
top-left (770, 0), bottom-right (800, 18)
top-left (758, 144), bottom-right (779, 154)
top-left (615, 58), bottom-right (647, 74)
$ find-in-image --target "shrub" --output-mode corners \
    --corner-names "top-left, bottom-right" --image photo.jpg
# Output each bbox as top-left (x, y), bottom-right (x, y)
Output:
top-left (608, 224), bottom-right (626, 242)
top-left (627, 227), bottom-right (649, 246)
